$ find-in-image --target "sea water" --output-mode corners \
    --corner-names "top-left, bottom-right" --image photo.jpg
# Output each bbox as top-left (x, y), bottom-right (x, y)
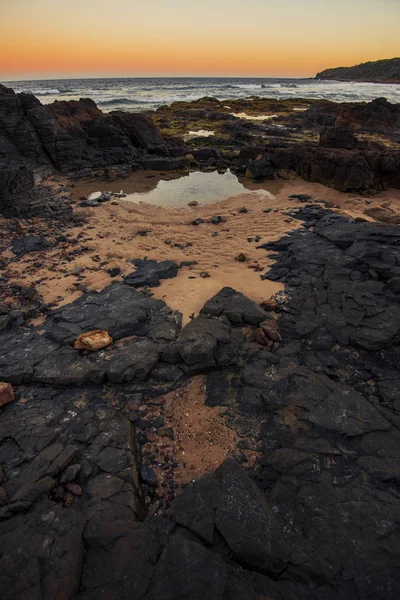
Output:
top-left (3, 77), bottom-right (400, 112)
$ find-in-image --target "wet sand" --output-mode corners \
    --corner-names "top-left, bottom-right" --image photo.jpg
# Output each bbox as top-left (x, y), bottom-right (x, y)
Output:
top-left (3, 175), bottom-right (400, 326)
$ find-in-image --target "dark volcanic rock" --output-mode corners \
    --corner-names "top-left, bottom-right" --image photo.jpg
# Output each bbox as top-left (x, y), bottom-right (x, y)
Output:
top-left (11, 235), bottom-right (50, 256)
top-left (140, 156), bottom-right (189, 170)
top-left (201, 286), bottom-right (269, 325)
top-left (1, 210), bottom-right (400, 598)
top-left (124, 259), bottom-right (178, 288)
top-left (171, 459), bottom-right (288, 575)
top-left (245, 158), bottom-right (275, 180)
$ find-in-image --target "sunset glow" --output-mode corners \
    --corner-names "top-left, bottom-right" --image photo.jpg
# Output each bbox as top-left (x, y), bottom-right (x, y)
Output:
top-left (1, 0), bottom-right (399, 80)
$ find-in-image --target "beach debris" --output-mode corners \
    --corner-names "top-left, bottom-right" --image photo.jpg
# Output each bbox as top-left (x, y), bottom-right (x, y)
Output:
top-left (74, 330), bottom-right (113, 351)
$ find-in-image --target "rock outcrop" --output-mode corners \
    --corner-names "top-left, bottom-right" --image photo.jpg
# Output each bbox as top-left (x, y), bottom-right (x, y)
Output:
top-left (0, 84), bottom-right (187, 216)
top-left (1, 211), bottom-right (400, 598)
top-left (316, 57), bottom-right (400, 83)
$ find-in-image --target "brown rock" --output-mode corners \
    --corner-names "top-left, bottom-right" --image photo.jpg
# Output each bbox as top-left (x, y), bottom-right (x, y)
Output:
top-left (363, 207), bottom-right (400, 225)
top-left (252, 328), bottom-right (268, 346)
top-left (236, 253), bottom-right (247, 263)
top-left (74, 329), bottom-right (113, 351)
top-left (66, 483), bottom-right (82, 496)
top-left (64, 492), bottom-right (75, 507)
top-left (188, 200), bottom-right (198, 207)
top-left (260, 319), bottom-right (282, 342)
top-left (0, 382), bottom-right (15, 407)
top-left (260, 299), bottom-right (279, 312)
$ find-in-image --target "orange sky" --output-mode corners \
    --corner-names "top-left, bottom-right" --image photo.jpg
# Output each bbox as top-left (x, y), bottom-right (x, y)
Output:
top-left (1, 0), bottom-right (399, 80)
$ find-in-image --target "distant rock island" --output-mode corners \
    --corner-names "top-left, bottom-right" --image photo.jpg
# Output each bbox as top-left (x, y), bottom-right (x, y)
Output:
top-left (316, 58), bottom-right (400, 84)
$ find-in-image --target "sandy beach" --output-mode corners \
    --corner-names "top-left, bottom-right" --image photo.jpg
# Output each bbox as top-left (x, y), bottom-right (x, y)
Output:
top-left (3, 175), bottom-right (400, 327)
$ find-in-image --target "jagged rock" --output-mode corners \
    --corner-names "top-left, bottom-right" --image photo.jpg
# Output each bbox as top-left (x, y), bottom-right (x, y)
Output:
top-left (124, 259), bottom-right (178, 288)
top-left (245, 158), bottom-right (275, 180)
top-left (320, 126), bottom-right (357, 149)
top-left (74, 330), bottom-right (113, 352)
top-left (11, 235), bottom-right (50, 256)
top-left (171, 460), bottom-right (288, 575)
top-left (202, 287), bottom-right (269, 325)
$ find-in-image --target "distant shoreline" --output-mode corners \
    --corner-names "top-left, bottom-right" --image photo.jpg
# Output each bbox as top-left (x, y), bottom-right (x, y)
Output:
top-left (316, 58), bottom-right (400, 86)
top-left (316, 77), bottom-right (400, 85)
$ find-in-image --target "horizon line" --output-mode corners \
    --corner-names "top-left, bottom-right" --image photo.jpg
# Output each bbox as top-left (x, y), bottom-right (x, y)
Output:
top-left (1, 74), bottom-right (316, 83)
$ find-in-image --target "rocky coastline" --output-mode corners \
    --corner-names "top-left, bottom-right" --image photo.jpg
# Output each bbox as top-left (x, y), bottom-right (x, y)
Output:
top-left (316, 58), bottom-right (400, 84)
top-left (1, 84), bottom-right (400, 599)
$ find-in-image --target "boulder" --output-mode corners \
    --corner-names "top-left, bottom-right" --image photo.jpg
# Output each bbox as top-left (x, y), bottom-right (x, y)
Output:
top-left (245, 158), bottom-right (275, 180)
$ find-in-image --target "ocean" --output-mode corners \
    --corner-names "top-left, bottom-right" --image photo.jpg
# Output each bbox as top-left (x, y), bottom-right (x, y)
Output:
top-left (3, 77), bottom-right (400, 112)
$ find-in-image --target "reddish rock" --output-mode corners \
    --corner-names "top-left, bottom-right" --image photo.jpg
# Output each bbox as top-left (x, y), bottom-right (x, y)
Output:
top-left (260, 319), bottom-right (282, 342)
top-left (260, 299), bottom-right (279, 312)
top-left (66, 483), bottom-right (82, 496)
top-left (0, 382), bottom-right (15, 407)
top-left (74, 329), bottom-right (113, 351)
top-left (252, 328), bottom-right (268, 346)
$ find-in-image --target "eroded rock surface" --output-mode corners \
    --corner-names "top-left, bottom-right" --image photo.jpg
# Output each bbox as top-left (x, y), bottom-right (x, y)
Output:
top-left (1, 212), bottom-right (400, 598)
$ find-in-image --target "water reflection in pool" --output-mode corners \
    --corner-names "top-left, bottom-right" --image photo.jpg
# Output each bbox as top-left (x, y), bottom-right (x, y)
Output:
top-left (89, 170), bottom-right (274, 208)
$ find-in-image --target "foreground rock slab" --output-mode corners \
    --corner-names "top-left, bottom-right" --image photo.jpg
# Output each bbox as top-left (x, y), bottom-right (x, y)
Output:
top-left (1, 212), bottom-right (400, 598)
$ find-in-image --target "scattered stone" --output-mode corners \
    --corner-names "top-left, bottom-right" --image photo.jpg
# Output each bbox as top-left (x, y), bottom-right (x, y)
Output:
top-left (74, 330), bottom-right (113, 351)
top-left (60, 464), bottom-right (81, 484)
top-left (200, 272), bottom-right (211, 278)
top-left (0, 382), bottom-right (15, 407)
top-left (66, 483), bottom-right (82, 496)
top-left (11, 236), bottom-right (49, 256)
top-left (180, 261), bottom-right (198, 268)
top-left (188, 200), bottom-right (198, 207)
top-left (124, 259), bottom-right (178, 288)
top-left (260, 319), bottom-right (282, 342)
top-left (141, 465), bottom-right (158, 487)
top-left (107, 267), bottom-right (121, 277)
top-left (260, 299), bottom-right (279, 312)
top-left (252, 328), bottom-right (269, 346)
top-left (158, 427), bottom-right (175, 440)
top-left (236, 254), bottom-right (247, 262)
top-left (289, 193), bottom-right (313, 202)
top-left (192, 218), bottom-right (204, 226)
top-left (210, 215), bottom-right (224, 225)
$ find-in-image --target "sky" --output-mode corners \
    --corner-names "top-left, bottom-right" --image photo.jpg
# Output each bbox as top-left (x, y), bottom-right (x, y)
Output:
top-left (1, 0), bottom-right (399, 81)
